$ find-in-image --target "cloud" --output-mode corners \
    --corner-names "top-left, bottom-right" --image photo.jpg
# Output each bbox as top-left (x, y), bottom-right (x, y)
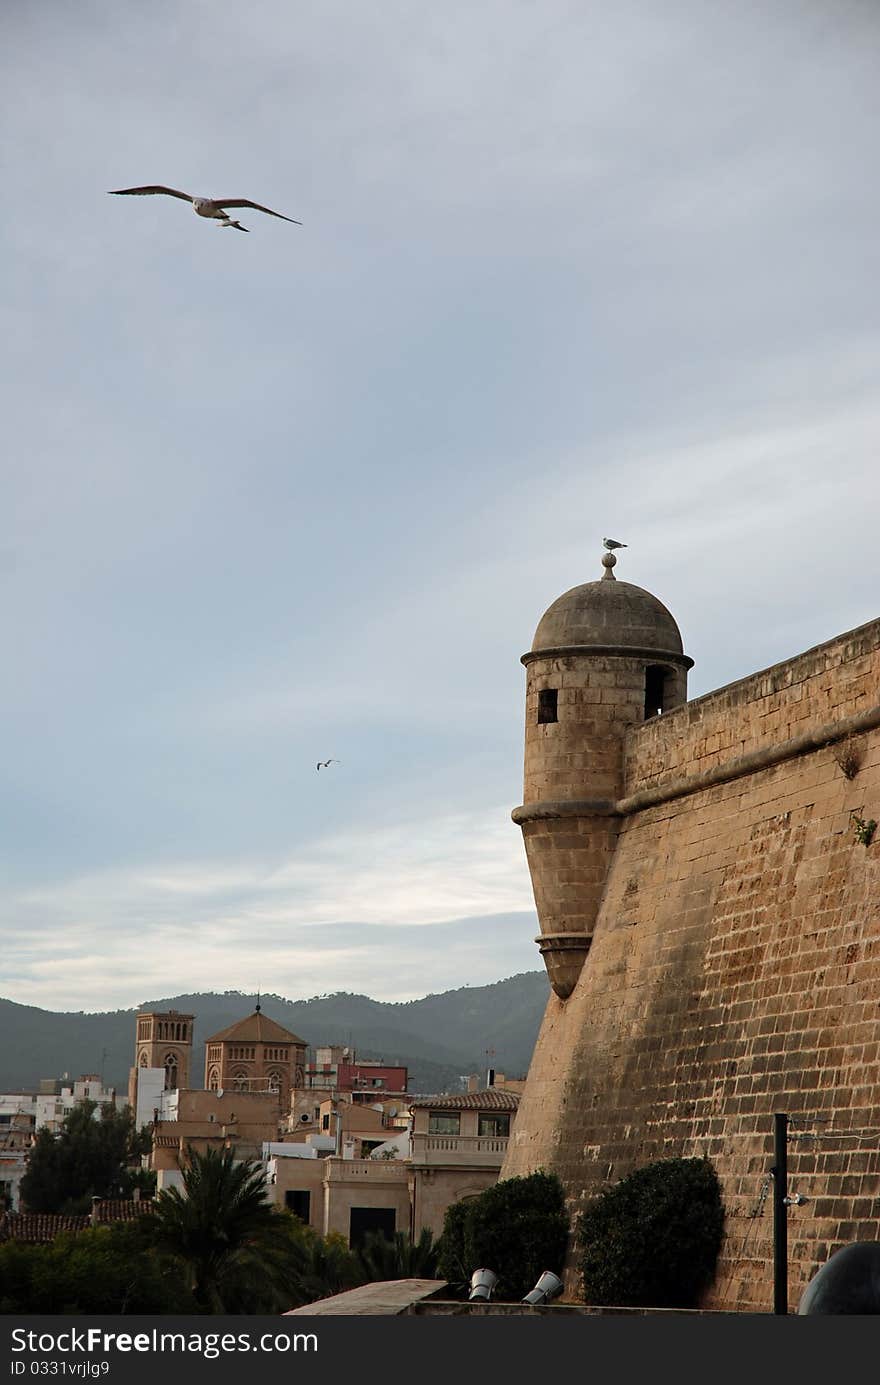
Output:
top-left (1, 0), bottom-right (878, 1016)
top-left (3, 807), bottom-right (537, 1009)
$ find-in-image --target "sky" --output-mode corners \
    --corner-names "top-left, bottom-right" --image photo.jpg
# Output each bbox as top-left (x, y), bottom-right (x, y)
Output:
top-left (2, 0), bottom-right (878, 1014)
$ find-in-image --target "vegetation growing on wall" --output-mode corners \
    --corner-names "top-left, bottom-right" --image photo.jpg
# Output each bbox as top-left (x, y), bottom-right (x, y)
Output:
top-left (578, 1156), bottom-right (724, 1308)
top-left (850, 812), bottom-right (877, 846)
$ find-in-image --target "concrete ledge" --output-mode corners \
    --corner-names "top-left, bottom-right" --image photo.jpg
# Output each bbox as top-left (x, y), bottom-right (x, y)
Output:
top-left (284, 1279), bottom-right (448, 1316)
top-left (408, 1300), bottom-right (736, 1315)
top-left (512, 799), bottom-right (619, 824)
top-left (521, 645), bottom-right (694, 669)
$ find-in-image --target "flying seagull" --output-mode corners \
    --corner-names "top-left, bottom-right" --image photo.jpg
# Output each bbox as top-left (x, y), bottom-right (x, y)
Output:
top-left (603, 537), bottom-right (627, 550)
top-left (107, 185), bottom-right (301, 233)
top-left (316, 759), bottom-right (340, 771)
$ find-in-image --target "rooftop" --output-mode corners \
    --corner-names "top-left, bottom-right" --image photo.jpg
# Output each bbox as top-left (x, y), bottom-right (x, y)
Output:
top-left (409, 1089), bottom-right (520, 1112)
top-left (205, 1008), bottom-right (307, 1046)
top-left (528, 551), bottom-right (689, 663)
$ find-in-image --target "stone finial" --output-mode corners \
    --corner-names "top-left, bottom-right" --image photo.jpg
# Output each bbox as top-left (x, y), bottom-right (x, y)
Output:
top-left (601, 551), bottom-right (617, 581)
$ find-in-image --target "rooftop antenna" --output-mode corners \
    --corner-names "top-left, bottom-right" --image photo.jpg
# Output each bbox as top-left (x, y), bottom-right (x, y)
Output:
top-left (485, 1047), bottom-right (496, 1088)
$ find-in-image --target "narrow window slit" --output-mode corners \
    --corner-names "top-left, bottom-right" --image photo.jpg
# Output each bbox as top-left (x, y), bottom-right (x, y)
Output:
top-left (537, 688), bottom-right (558, 724)
top-left (644, 665), bottom-right (668, 720)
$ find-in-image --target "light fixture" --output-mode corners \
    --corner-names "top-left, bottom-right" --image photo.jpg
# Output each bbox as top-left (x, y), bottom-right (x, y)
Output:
top-left (522, 1270), bottom-right (563, 1305)
top-left (468, 1269), bottom-right (498, 1301)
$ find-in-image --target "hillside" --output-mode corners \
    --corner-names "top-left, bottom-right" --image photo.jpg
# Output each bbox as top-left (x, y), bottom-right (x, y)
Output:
top-left (0, 972), bottom-right (549, 1096)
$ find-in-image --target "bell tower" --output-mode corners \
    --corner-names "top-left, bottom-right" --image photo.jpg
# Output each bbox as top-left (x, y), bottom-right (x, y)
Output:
top-left (512, 549), bottom-right (692, 999)
top-left (133, 1009), bottom-right (194, 1091)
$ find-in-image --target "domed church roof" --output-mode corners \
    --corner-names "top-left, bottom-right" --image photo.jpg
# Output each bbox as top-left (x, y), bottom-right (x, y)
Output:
top-left (205, 1008), bottom-right (306, 1047)
top-left (528, 551), bottom-right (690, 664)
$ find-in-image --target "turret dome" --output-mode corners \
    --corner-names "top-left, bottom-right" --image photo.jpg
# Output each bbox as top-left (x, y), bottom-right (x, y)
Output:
top-left (529, 552), bottom-right (689, 665)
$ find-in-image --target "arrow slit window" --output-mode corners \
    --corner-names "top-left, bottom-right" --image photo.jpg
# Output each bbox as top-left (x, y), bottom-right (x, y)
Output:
top-left (537, 689), bottom-right (558, 724)
top-left (644, 665), bottom-right (669, 720)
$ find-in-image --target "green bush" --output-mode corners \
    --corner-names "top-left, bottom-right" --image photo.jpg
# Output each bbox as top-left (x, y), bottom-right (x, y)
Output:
top-left (435, 1199), bottom-right (471, 1292)
top-left (578, 1157), bottom-right (724, 1308)
top-left (437, 1171), bottom-right (569, 1301)
top-left (0, 1221), bottom-right (194, 1314)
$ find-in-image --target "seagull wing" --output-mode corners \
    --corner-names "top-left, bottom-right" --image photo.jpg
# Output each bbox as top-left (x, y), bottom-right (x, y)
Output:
top-left (108, 186), bottom-right (194, 202)
top-left (214, 198), bottom-right (301, 224)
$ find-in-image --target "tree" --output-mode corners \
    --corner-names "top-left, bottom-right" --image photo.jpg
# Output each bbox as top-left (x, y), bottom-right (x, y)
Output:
top-left (147, 1145), bottom-right (304, 1313)
top-left (578, 1156), bottom-right (725, 1308)
top-left (0, 1221), bottom-right (193, 1315)
top-left (435, 1199), bottom-right (471, 1292)
top-left (437, 1172), bottom-right (569, 1300)
top-left (20, 1101), bottom-right (151, 1215)
top-left (355, 1227), bottom-right (438, 1282)
top-left (284, 1229), bottom-right (363, 1308)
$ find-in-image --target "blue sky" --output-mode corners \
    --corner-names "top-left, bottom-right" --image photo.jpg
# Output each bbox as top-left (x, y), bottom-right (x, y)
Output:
top-left (2, 0), bottom-right (878, 1011)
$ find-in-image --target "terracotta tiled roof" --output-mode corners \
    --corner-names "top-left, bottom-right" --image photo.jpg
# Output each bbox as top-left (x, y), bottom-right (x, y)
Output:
top-left (0, 1212), bottom-right (89, 1243)
top-left (0, 1198), bottom-right (154, 1242)
top-left (0, 1191), bottom-right (155, 1246)
top-left (205, 1009), bottom-right (307, 1046)
top-left (92, 1198), bottom-right (153, 1223)
top-left (409, 1089), bottom-right (520, 1111)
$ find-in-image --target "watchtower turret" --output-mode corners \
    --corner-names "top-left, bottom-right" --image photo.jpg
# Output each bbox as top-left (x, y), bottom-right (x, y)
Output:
top-left (512, 550), bottom-right (692, 999)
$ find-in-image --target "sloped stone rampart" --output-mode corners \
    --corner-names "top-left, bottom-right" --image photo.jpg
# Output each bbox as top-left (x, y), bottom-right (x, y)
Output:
top-left (504, 618), bottom-right (880, 1311)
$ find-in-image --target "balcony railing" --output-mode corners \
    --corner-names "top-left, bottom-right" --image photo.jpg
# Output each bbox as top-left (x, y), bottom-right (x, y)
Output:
top-left (410, 1133), bottom-right (509, 1166)
top-left (322, 1158), bottom-right (409, 1183)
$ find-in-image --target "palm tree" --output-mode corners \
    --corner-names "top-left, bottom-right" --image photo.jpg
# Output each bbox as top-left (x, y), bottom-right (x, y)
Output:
top-left (148, 1145), bottom-right (302, 1313)
top-left (285, 1230), bottom-right (363, 1307)
top-left (354, 1227), bottom-right (439, 1282)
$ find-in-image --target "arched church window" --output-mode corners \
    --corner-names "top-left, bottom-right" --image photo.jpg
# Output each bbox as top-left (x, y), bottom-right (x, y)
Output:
top-left (139, 1052), bottom-right (149, 1067)
top-left (266, 1071), bottom-right (282, 1093)
top-left (164, 1054), bottom-right (179, 1090)
top-left (207, 1067), bottom-right (220, 1091)
top-left (232, 1070), bottom-right (249, 1093)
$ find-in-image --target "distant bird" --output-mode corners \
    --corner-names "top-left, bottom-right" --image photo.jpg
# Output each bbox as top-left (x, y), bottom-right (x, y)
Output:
top-left (107, 185), bottom-right (301, 233)
top-left (316, 759), bottom-right (340, 771)
top-left (603, 537), bottom-right (627, 550)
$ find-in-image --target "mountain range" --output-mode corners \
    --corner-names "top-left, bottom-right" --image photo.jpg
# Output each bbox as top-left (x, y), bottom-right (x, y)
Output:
top-left (0, 971), bottom-right (549, 1097)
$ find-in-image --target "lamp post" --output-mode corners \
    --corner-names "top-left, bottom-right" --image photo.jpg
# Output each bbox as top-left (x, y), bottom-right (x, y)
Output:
top-left (772, 1112), bottom-right (788, 1314)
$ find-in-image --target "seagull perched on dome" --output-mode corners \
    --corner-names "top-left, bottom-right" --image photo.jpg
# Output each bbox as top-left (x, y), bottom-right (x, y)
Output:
top-left (603, 537), bottom-right (627, 550)
top-left (108, 185), bottom-right (301, 233)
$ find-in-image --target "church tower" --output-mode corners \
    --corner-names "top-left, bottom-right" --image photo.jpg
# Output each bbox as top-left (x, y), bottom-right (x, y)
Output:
top-left (203, 1003), bottom-right (307, 1111)
top-left (132, 1009), bottom-right (194, 1092)
top-left (512, 549), bottom-right (691, 999)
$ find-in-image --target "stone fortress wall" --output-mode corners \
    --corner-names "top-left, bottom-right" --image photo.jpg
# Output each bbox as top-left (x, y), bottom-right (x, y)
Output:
top-left (503, 587), bottom-right (880, 1312)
